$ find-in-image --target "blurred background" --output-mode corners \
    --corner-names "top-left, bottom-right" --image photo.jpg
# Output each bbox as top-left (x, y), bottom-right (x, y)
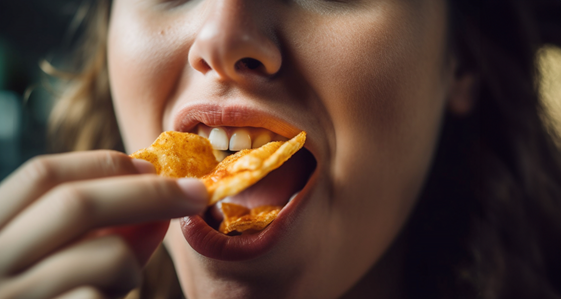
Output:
top-left (0, 0), bottom-right (78, 179)
top-left (0, 1), bottom-right (560, 181)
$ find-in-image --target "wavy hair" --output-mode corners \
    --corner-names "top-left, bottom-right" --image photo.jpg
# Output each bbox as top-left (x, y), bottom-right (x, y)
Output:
top-left (46, 0), bottom-right (121, 153)
top-left (46, 0), bottom-right (561, 298)
top-left (403, 0), bottom-right (561, 298)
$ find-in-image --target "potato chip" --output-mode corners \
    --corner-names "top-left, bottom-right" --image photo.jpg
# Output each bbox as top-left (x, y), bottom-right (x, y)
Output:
top-left (130, 131), bottom-right (218, 178)
top-left (219, 202), bottom-right (282, 234)
top-left (202, 131), bottom-right (306, 205)
top-left (131, 130), bottom-right (306, 235)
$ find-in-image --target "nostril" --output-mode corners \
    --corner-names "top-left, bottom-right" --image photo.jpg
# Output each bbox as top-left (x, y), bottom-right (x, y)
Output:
top-left (236, 58), bottom-right (263, 71)
top-left (199, 59), bottom-right (212, 72)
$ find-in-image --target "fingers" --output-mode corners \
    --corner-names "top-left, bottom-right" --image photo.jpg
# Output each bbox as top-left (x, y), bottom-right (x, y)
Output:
top-left (0, 235), bottom-right (140, 299)
top-left (55, 287), bottom-right (108, 299)
top-left (93, 221), bottom-right (170, 266)
top-left (0, 151), bottom-right (155, 229)
top-left (0, 176), bottom-right (207, 274)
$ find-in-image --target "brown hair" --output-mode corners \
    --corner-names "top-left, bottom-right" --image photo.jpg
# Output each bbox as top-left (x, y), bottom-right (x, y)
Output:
top-left (46, 0), bottom-right (122, 153)
top-left (45, 1), bottom-right (182, 298)
top-left (46, 0), bottom-right (561, 298)
top-left (402, 0), bottom-right (561, 298)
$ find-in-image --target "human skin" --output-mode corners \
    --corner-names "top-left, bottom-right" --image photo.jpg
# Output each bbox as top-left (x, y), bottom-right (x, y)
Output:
top-left (0, 150), bottom-right (208, 298)
top-left (108, 0), bottom-right (467, 298)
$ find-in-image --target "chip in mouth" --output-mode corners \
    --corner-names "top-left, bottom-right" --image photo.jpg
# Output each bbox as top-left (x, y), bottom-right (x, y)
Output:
top-left (130, 130), bottom-right (307, 234)
top-left (218, 203), bottom-right (282, 234)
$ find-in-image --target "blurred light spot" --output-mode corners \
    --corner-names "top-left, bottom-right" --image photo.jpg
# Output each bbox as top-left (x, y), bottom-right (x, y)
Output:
top-left (537, 46), bottom-right (561, 134)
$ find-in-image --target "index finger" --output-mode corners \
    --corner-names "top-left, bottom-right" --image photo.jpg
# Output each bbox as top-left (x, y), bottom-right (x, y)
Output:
top-left (0, 150), bottom-right (154, 229)
top-left (0, 175), bottom-right (207, 274)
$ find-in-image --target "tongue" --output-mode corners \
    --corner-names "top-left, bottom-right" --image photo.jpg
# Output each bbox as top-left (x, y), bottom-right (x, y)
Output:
top-left (208, 148), bottom-right (316, 222)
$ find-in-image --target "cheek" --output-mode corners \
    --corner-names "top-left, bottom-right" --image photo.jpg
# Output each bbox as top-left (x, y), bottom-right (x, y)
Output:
top-left (107, 4), bottom-right (194, 152)
top-left (291, 2), bottom-right (448, 199)
top-left (288, 0), bottom-right (449, 270)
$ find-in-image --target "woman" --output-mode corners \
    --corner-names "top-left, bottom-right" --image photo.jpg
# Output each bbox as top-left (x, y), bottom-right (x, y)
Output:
top-left (1, 0), bottom-right (560, 298)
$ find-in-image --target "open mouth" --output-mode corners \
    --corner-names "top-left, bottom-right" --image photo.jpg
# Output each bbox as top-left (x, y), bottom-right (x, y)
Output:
top-left (191, 124), bottom-right (317, 235)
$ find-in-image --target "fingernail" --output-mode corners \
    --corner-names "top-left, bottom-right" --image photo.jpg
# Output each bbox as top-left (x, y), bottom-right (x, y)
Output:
top-left (131, 159), bottom-right (156, 174)
top-left (176, 178), bottom-right (209, 206)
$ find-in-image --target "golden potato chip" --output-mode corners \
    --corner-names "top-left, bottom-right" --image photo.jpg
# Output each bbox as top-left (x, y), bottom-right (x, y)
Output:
top-left (130, 131), bottom-right (218, 178)
top-left (219, 203), bottom-right (282, 234)
top-left (202, 131), bottom-right (306, 205)
top-left (131, 131), bottom-right (306, 234)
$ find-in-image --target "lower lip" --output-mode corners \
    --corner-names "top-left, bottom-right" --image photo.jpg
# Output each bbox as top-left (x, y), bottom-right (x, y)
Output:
top-left (179, 169), bottom-right (318, 261)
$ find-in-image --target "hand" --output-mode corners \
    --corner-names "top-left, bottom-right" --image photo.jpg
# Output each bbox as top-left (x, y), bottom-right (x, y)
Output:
top-left (0, 150), bottom-right (207, 298)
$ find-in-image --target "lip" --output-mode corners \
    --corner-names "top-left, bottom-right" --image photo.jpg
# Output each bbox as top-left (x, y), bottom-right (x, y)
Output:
top-left (173, 103), bottom-right (319, 261)
top-left (173, 103), bottom-right (300, 138)
top-left (179, 168), bottom-right (318, 261)
top-left (171, 102), bottom-right (321, 163)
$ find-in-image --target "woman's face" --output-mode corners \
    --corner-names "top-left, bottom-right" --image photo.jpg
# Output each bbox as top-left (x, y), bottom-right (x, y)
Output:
top-left (108, 0), bottom-right (452, 297)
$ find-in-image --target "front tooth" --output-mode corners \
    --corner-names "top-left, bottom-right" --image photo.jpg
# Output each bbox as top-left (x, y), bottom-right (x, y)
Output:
top-left (252, 132), bottom-right (272, 148)
top-left (209, 127), bottom-right (228, 150)
top-left (229, 129), bottom-right (252, 151)
top-left (197, 125), bottom-right (209, 139)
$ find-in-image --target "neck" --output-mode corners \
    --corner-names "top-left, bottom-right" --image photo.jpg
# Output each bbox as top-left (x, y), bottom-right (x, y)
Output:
top-left (340, 230), bottom-right (408, 299)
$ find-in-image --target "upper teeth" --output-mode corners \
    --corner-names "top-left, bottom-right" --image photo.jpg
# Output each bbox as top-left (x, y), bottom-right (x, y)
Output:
top-left (202, 126), bottom-right (277, 152)
top-left (252, 132), bottom-right (271, 148)
top-left (209, 128), bottom-right (229, 150)
top-left (229, 129), bottom-right (252, 151)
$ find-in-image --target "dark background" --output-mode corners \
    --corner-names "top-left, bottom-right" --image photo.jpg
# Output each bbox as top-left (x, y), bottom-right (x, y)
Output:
top-left (0, 0), bottom-right (80, 180)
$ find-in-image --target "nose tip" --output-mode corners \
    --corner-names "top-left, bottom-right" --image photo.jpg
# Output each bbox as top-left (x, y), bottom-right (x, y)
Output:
top-left (188, 2), bottom-right (282, 81)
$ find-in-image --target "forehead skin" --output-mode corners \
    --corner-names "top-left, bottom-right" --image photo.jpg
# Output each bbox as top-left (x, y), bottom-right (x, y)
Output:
top-left (108, 0), bottom-right (451, 297)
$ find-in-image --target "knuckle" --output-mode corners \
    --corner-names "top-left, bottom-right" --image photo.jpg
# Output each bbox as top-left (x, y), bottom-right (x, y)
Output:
top-left (51, 184), bottom-right (94, 224)
top-left (22, 155), bottom-right (57, 187)
top-left (106, 236), bottom-right (131, 261)
top-left (102, 236), bottom-right (141, 290)
top-left (61, 287), bottom-right (107, 299)
top-left (96, 151), bottom-right (130, 176)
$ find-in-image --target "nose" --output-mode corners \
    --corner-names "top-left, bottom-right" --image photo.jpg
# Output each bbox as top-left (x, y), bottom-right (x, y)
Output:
top-left (188, 0), bottom-right (282, 82)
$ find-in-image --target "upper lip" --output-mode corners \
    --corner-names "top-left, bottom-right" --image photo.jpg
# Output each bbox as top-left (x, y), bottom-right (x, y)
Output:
top-left (170, 101), bottom-right (322, 170)
top-left (172, 102), bottom-right (302, 139)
